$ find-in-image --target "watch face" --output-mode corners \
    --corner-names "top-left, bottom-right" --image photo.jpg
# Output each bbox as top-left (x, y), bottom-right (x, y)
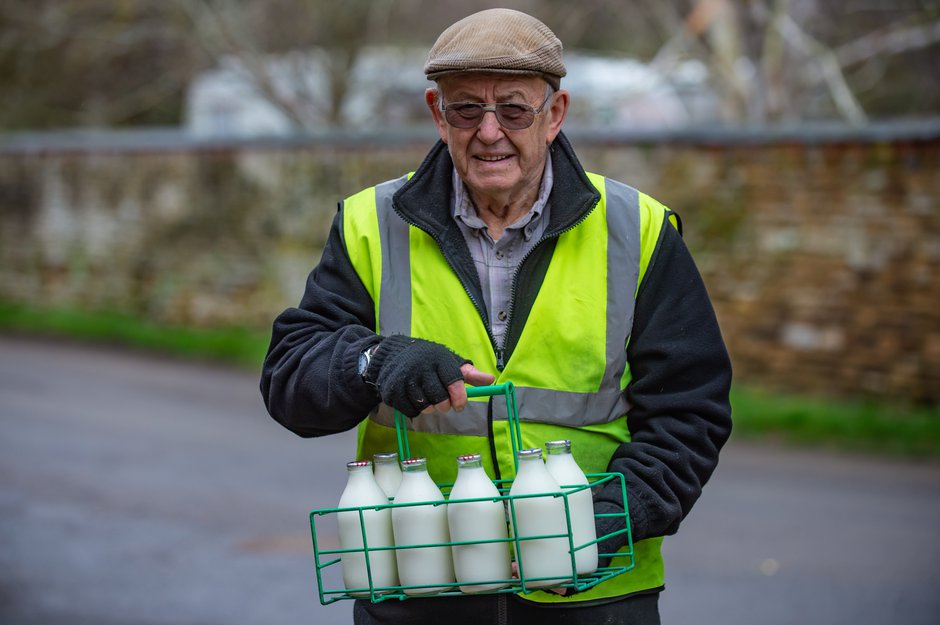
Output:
top-left (358, 351), bottom-right (368, 376)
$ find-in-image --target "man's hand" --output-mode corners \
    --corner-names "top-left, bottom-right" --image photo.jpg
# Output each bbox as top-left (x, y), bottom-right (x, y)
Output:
top-left (366, 335), bottom-right (495, 417)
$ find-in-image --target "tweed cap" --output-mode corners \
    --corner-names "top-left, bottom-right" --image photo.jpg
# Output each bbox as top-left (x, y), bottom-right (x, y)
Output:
top-left (425, 9), bottom-right (566, 89)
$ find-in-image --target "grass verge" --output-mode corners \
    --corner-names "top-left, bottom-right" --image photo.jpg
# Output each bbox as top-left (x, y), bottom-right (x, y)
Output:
top-left (0, 302), bottom-right (270, 371)
top-left (2, 301), bottom-right (938, 459)
top-left (730, 386), bottom-right (940, 459)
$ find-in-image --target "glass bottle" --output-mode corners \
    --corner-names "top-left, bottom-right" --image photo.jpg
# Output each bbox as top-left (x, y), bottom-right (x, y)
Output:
top-left (373, 451), bottom-right (402, 499)
top-left (508, 448), bottom-right (573, 588)
top-left (447, 453), bottom-right (511, 592)
top-left (545, 439), bottom-right (599, 575)
top-left (391, 457), bottom-right (455, 595)
top-left (336, 460), bottom-right (398, 596)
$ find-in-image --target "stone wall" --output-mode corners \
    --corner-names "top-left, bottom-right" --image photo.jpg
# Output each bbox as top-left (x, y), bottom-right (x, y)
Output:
top-left (1, 125), bottom-right (938, 403)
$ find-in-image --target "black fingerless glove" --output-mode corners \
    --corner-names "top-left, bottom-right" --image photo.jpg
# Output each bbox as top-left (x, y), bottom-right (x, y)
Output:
top-left (364, 335), bottom-right (471, 418)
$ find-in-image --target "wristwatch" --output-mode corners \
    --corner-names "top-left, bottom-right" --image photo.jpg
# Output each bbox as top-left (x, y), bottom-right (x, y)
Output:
top-left (358, 344), bottom-right (379, 383)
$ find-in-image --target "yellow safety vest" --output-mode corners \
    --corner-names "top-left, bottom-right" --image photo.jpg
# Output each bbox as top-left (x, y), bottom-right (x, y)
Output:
top-left (342, 170), bottom-right (675, 603)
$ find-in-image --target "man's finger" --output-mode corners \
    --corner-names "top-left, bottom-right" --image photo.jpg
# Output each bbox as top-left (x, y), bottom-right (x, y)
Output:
top-left (446, 378), bottom-right (469, 411)
top-left (461, 363), bottom-right (496, 386)
top-left (437, 365), bottom-right (497, 413)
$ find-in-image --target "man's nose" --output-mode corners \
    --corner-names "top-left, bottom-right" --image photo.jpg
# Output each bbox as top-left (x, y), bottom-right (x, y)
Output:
top-left (477, 109), bottom-right (503, 140)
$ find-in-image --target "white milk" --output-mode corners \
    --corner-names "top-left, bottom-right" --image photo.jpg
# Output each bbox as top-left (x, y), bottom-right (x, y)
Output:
top-left (545, 439), bottom-right (599, 575)
top-left (391, 457), bottom-right (455, 595)
top-left (508, 448), bottom-right (573, 589)
top-left (373, 451), bottom-right (402, 499)
top-left (447, 454), bottom-right (512, 593)
top-left (336, 460), bottom-right (399, 596)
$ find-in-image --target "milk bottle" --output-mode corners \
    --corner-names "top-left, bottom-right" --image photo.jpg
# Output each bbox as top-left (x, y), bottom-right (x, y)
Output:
top-left (545, 439), bottom-right (599, 575)
top-left (391, 457), bottom-right (455, 595)
top-left (447, 453), bottom-right (512, 593)
top-left (508, 448), bottom-right (573, 588)
top-left (373, 451), bottom-right (402, 499)
top-left (336, 460), bottom-right (398, 596)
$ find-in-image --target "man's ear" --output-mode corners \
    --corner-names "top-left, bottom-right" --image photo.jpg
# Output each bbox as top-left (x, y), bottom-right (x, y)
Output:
top-left (425, 88), bottom-right (448, 143)
top-left (544, 89), bottom-right (569, 145)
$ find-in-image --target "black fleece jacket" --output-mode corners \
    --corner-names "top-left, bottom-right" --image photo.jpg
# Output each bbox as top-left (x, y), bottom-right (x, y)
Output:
top-left (260, 132), bottom-right (732, 546)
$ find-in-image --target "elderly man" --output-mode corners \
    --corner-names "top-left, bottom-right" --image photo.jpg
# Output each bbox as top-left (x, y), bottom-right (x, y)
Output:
top-left (261, 8), bottom-right (732, 625)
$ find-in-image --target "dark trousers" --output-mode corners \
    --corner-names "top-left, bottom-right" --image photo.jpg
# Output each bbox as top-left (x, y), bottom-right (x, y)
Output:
top-left (353, 591), bottom-right (661, 625)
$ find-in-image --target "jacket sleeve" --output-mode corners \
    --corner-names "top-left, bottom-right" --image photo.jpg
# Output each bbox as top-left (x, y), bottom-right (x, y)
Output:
top-left (260, 208), bottom-right (382, 437)
top-left (595, 219), bottom-right (733, 547)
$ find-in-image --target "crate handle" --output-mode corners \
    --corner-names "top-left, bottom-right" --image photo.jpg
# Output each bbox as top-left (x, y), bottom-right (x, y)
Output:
top-left (394, 381), bottom-right (522, 471)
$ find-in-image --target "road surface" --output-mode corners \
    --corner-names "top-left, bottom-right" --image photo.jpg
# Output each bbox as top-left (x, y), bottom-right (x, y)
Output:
top-left (1, 335), bottom-right (938, 624)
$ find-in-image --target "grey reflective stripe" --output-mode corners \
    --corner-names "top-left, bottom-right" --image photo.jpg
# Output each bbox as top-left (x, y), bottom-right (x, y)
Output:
top-left (375, 176), bottom-right (412, 336)
top-left (602, 179), bottom-right (640, 395)
top-left (370, 384), bottom-right (629, 436)
top-left (369, 401), bottom-right (491, 435)
top-left (497, 386), bottom-right (630, 427)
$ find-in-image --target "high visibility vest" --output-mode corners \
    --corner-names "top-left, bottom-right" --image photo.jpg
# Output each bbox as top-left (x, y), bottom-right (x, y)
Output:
top-left (342, 170), bottom-right (674, 603)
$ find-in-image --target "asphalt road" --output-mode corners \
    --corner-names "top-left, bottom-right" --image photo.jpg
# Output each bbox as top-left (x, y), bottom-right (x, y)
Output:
top-left (1, 334), bottom-right (938, 624)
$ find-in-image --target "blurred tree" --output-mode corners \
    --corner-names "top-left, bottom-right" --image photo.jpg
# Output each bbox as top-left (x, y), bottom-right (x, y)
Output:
top-left (642, 0), bottom-right (940, 123)
top-left (0, 0), bottom-right (937, 130)
top-left (0, 0), bottom-right (201, 129)
top-left (174, 0), bottom-right (382, 128)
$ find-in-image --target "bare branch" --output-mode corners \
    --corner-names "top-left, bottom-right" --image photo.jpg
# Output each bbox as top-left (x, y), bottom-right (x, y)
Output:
top-left (777, 15), bottom-right (867, 124)
top-left (755, 0), bottom-right (788, 123)
top-left (835, 18), bottom-right (940, 69)
top-left (653, 0), bottom-right (754, 121)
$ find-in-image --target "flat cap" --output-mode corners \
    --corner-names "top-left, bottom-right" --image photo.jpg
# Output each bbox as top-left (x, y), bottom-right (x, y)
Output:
top-left (425, 9), bottom-right (566, 90)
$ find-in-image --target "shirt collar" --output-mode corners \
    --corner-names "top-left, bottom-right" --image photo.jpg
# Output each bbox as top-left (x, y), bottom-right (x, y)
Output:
top-left (453, 152), bottom-right (553, 241)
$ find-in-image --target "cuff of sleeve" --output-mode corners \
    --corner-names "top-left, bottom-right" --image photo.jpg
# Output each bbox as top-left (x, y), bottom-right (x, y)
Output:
top-left (594, 491), bottom-right (652, 569)
top-left (364, 334), bottom-right (409, 378)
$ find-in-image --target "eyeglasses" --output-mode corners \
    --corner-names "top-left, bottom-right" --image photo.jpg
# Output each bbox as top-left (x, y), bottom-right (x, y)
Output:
top-left (440, 91), bottom-right (554, 130)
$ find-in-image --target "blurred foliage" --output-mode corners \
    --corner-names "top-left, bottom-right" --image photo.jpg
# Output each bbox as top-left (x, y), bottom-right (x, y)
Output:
top-left (0, 0), bottom-right (938, 129)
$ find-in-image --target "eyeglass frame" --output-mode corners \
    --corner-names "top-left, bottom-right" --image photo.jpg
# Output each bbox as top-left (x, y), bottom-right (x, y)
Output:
top-left (438, 85), bottom-right (556, 130)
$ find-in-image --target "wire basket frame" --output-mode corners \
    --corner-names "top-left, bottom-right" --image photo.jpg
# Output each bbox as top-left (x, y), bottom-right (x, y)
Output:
top-left (309, 382), bottom-right (635, 603)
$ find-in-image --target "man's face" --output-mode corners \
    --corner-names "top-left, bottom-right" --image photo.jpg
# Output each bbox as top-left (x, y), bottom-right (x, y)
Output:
top-left (426, 74), bottom-right (568, 205)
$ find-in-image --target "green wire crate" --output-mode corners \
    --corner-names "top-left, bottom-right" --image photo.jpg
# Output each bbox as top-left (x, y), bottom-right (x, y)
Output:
top-left (309, 382), bottom-right (634, 604)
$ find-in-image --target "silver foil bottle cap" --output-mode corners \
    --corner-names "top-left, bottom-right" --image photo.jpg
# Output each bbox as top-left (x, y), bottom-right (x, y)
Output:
top-left (400, 457), bottom-right (429, 472)
top-left (545, 440), bottom-right (572, 454)
top-left (456, 453), bottom-right (483, 467)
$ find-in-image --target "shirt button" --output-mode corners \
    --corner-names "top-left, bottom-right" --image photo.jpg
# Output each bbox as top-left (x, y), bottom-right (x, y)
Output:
top-left (495, 250), bottom-right (505, 260)
top-left (497, 311), bottom-right (508, 321)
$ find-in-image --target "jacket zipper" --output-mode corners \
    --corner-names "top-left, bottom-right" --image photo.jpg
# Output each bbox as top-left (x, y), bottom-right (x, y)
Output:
top-left (389, 209), bottom-right (502, 361)
top-left (390, 208), bottom-right (507, 481)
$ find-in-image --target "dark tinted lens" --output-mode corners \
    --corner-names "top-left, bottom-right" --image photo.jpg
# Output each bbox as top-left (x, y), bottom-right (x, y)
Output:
top-left (495, 104), bottom-right (534, 129)
top-left (443, 102), bottom-right (537, 129)
top-left (445, 104), bottom-right (485, 128)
